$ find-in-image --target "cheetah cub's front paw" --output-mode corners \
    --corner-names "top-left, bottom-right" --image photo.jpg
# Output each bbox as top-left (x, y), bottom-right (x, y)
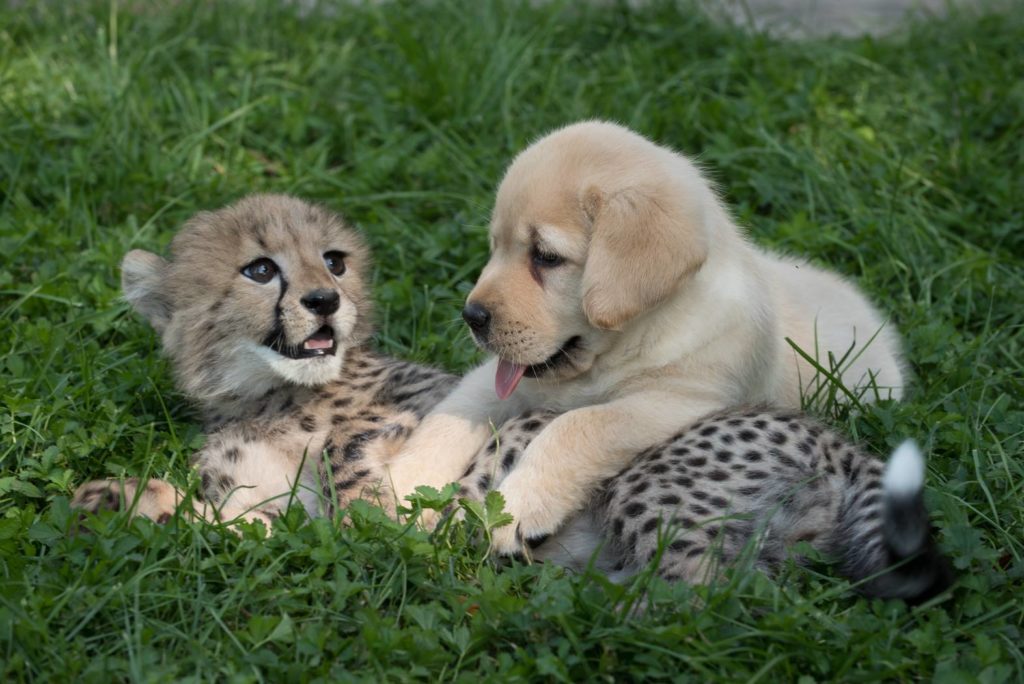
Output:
top-left (71, 477), bottom-right (183, 524)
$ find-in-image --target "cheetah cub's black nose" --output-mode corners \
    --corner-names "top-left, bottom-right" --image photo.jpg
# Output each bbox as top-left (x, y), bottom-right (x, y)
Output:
top-left (462, 301), bottom-right (491, 335)
top-left (301, 289), bottom-right (341, 316)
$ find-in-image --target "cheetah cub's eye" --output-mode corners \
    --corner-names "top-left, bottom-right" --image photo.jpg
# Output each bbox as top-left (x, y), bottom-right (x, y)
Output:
top-left (324, 251), bottom-right (347, 276)
top-left (241, 258), bottom-right (279, 284)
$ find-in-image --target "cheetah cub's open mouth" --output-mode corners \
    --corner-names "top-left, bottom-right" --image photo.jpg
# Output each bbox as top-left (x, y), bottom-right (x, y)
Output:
top-left (263, 325), bottom-right (337, 360)
top-left (302, 326), bottom-right (336, 355)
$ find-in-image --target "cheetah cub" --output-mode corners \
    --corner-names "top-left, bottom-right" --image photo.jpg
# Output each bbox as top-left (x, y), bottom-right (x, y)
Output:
top-left (73, 194), bottom-right (459, 525)
top-left (71, 194), bottom-right (951, 602)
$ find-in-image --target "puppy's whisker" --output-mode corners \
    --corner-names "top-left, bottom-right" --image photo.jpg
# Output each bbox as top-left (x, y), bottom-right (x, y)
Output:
top-left (439, 317), bottom-right (467, 333)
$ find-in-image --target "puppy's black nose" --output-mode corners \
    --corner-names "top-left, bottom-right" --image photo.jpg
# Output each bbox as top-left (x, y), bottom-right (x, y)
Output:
top-left (462, 301), bottom-right (491, 334)
top-left (301, 289), bottom-right (340, 316)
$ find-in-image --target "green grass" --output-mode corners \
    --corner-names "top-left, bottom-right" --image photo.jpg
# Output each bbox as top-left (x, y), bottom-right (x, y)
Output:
top-left (1, 0), bottom-right (1022, 680)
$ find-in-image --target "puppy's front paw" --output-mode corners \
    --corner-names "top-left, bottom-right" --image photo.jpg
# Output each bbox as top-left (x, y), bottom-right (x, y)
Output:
top-left (489, 521), bottom-right (526, 556)
top-left (489, 472), bottom-right (564, 556)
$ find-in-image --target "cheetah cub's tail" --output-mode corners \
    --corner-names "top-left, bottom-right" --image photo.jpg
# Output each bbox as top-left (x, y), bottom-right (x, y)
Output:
top-left (836, 440), bottom-right (953, 603)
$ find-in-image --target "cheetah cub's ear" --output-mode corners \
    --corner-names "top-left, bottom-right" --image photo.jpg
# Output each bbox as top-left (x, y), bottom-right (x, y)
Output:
top-left (122, 249), bottom-right (172, 333)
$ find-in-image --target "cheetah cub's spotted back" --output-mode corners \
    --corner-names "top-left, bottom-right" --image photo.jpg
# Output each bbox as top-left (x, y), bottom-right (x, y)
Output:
top-left (599, 410), bottom-right (952, 602)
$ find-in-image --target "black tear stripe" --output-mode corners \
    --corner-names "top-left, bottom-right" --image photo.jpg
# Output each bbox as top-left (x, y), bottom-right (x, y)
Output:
top-left (275, 272), bottom-right (290, 320)
top-left (263, 271), bottom-right (291, 349)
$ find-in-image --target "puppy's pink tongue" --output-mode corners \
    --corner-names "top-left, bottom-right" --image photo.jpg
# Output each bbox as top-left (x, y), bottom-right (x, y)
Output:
top-left (495, 359), bottom-right (526, 400)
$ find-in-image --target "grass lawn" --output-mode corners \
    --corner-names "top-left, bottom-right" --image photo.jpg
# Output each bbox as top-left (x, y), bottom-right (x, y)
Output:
top-left (2, 0), bottom-right (1022, 680)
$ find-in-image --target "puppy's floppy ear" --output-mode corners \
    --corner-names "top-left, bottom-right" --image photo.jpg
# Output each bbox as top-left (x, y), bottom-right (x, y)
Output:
top-left (580, 185), bottom-right (708, 331)
top-left (122, 249), bottom-right (172, 333)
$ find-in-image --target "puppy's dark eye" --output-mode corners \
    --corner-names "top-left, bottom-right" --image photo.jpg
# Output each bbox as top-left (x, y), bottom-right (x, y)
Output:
top-left (531, 246), bottom-right (564, 268)
top-left (324, 251), bottom-right (347, 276)
top-left (241, 258), bottom-right (278, 284)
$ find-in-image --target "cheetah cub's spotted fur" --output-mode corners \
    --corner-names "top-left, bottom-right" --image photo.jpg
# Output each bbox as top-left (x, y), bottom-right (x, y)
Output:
top-left (72, 195), bottom-right (951, 602)
top-left (464, 410), bottom-right (952, 602)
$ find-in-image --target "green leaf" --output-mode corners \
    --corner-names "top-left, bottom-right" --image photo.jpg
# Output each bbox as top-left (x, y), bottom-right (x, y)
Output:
top-left (405, 483), bottom-right (459, 511)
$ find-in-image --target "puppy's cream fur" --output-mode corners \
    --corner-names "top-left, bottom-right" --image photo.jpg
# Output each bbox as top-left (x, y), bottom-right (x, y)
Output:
top-left (386, 121), bottom-right (904, 552)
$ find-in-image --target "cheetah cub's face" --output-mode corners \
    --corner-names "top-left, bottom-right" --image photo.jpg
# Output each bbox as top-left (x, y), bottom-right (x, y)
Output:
top-left (123, 194), bottom-right (372, 404)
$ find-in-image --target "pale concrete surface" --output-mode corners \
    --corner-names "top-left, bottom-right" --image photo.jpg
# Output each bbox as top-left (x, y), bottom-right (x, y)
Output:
top-left (702, 0), bottom-right (1011, 37)
top-left (7, 0), bottom-right (1010, 40)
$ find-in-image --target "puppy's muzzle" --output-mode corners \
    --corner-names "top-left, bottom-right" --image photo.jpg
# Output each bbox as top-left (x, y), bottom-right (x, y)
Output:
top-left (462, 301), bottom-right (491, 339)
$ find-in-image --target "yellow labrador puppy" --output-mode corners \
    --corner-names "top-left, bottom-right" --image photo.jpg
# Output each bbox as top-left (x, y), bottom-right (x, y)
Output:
top-left (386, 121), bottom-right (904, 553)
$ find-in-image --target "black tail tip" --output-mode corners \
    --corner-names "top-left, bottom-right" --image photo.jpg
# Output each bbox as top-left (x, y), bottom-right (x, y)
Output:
top-left (861, 540), bottom-right (955, 604)
top-left (864, 441), bottom-right (956, 603)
